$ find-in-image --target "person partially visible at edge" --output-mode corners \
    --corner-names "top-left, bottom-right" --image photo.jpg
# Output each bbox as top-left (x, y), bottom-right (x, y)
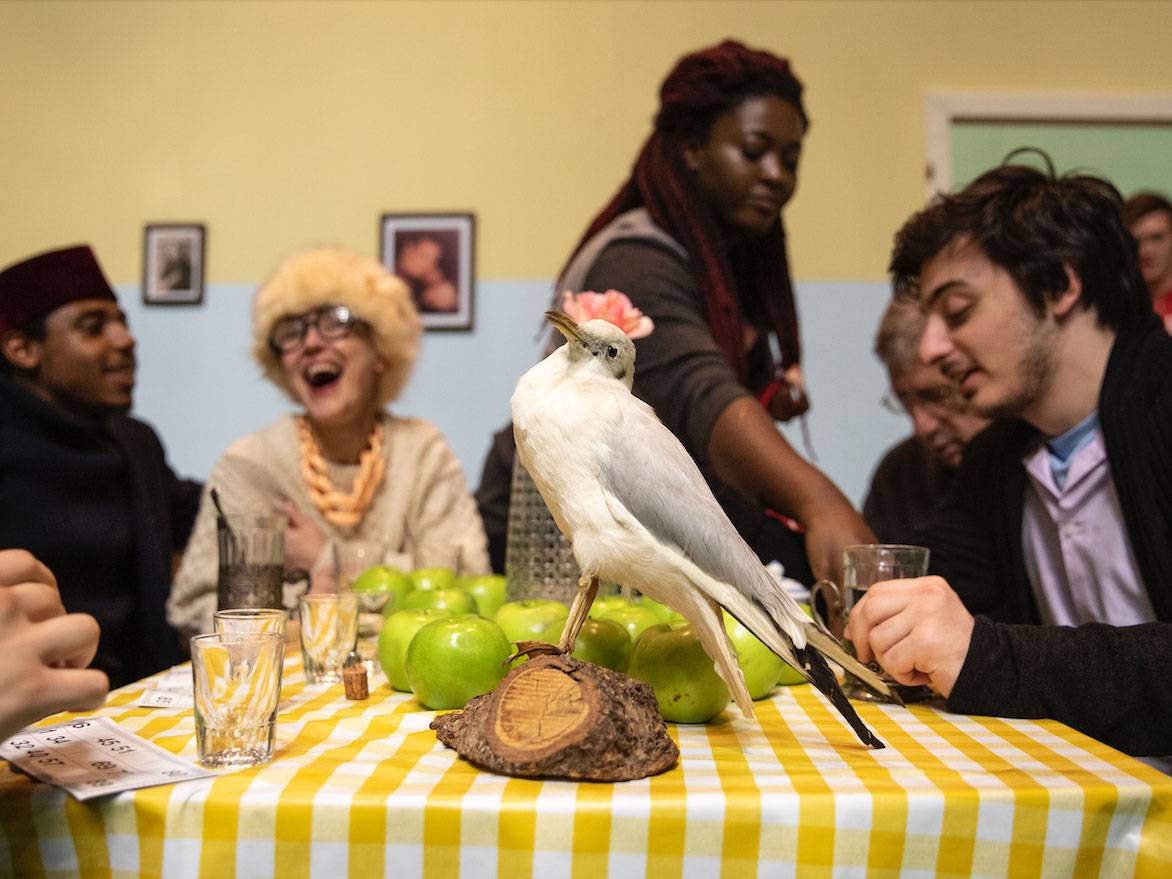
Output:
top-left (0, 549), bottom-right (108, 740)
top-left (862, 298), bottom-right (990, 544)
top-left (1123, 191), bottom-right (1172, 332)
top-left (168, 248), bottom-right (489, 639)
top-left (846, 160), bottom-right (1172, 764)
top-left (0, 245), bottom-right (201, 688)
top-left (476, 39), bottom-right (874, 584)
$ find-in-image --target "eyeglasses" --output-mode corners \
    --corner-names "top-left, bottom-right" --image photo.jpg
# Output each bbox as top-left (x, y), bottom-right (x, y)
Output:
top-left (880, 384), bottom-right (964, 416)
top-left (269, 305), bottom-right (368, 353)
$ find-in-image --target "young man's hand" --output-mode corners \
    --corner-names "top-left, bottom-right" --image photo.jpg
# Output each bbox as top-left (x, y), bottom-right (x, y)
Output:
top-left (0, 550), bottom-right (108, 740)
top-left (845, 575), bottom-right (974, 698)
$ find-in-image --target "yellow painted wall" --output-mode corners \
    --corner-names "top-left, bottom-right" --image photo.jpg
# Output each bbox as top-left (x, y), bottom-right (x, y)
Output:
top-left (3, 0), bottom-right (1170, 283)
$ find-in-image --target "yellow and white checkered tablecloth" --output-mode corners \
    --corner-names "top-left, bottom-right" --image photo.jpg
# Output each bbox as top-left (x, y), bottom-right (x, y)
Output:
top-left (2, 657), bottom-right (1170, 878)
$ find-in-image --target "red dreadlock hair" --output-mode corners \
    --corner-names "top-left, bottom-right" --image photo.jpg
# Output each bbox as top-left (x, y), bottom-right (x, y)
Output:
top-left (559, 39), bottom-right (808, 384)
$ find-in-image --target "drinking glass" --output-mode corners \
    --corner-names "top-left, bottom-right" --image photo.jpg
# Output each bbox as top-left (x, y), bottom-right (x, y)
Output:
top-left (191, 632), bottom-right (284, 768)
top-left (812, 544), bottom-right (931, 703)
top-left (299, 593), bottom-right (359, 684)
top-left (338, 541), bottom-right (390, 680)
top-left (214, 607), bottom-right (288, 640)
top-left (216, 514), bottom-right (286, 612)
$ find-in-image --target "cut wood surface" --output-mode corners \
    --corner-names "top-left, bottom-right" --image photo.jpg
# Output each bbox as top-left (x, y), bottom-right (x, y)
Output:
top-left (431, 654), bottom-right (678, 781)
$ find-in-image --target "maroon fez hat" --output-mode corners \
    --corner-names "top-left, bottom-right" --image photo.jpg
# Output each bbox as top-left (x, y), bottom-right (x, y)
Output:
top-left (0, 245), bottom-right (117, 335)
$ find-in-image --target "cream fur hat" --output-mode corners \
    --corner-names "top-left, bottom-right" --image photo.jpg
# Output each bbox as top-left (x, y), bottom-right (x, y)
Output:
top-left (252, 248), bottom-right (421, 409)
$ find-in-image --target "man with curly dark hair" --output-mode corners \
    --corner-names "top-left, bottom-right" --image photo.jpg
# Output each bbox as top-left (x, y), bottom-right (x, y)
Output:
top-left (847, 160), bottom-right (1172, 767)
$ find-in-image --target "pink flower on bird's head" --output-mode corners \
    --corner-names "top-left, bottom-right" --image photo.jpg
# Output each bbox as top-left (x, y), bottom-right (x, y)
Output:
top-left (560, 290), bottom-right (654, 340)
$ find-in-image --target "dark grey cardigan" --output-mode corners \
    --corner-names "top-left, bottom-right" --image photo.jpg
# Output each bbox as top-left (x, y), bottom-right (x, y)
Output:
top-left (926, 316), bottom-right (1172, 756)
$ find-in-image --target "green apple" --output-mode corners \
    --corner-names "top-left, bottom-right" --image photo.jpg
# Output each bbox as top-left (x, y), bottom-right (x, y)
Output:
top-left (403, 587), bottom-right (474, 615)
top-left (598, 604), bottom-right (663, 642)
top-left (587, 594), bottom-right (631, 619)
top-left (570, 617), bottom-right (631, 672)
top-left (494, 599), bottom-right (569, 644)
top-left (410, 567), bottom-right (457, 592)
top-left (776, 603), bottom-right (814, 686)
top-left (405, 614), bottom-right (512, 709)
top-left (377, 607), bottom-right (454, 691)
top-left (627, 622), bottom-right (730, 723)
top-left (722, 611), bottom-right (786, 700)
top-left (634, 597), bottom-right (674, 623)
top-left (351, 565), bottom-right (414, 616)
top-left (458, 574), bottom-right (509, 619)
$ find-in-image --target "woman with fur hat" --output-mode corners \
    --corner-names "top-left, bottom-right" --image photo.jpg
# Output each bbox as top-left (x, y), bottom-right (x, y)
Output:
top-left (168, 248), bottom-right (489, 638)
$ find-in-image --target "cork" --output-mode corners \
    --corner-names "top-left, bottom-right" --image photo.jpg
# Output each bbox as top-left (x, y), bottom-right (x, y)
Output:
top-left (343, 663), bottom-right (369, 700)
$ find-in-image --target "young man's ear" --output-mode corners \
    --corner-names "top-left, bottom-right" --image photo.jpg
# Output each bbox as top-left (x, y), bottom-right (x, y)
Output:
top-left (0, 330), bottom-right (42, 372)
top-left (1050, 265), bottom-right (1084, 319)
top-left (682, 140), bottom-right (703, 172)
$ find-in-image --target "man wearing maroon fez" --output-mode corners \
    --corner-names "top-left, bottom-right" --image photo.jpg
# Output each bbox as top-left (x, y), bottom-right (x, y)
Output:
top-left (0, 245), bottom-right (200, 688)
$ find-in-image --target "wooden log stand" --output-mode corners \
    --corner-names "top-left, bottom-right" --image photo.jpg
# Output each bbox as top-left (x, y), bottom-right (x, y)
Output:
top-left (431, 654), bottom-right (678, 781)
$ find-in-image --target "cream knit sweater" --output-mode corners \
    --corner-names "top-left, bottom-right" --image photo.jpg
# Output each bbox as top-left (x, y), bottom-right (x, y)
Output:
top-left (167, 413), bottom-right (489, 638)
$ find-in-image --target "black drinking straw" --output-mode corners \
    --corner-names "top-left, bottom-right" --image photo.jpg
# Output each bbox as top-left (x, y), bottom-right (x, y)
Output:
top-left (210, 487), bottom-right (234, 540)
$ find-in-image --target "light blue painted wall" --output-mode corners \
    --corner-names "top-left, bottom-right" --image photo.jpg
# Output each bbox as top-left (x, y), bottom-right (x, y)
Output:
top-left (120, 279), bottom-right (908, 509)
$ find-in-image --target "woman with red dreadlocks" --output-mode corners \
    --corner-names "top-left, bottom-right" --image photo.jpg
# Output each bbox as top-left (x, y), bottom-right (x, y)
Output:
top-left (477, 39), bottom-right (874, 584)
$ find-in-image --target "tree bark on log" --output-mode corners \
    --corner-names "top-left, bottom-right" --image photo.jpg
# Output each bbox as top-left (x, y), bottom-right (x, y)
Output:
top-left (431, 654), bottom-right (678, 781)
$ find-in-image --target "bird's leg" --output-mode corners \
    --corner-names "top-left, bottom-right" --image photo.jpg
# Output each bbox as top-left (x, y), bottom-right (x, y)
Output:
top-left (557, 574), bottom-right (599, 654)
top-left (506, 575), bottom-right (599, 665)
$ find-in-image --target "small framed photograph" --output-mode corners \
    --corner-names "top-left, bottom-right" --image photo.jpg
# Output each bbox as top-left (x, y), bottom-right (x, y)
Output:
top-left (142, 223), bottom-right (205, 305)
top-left (379, 213), bottom-right (475, 331)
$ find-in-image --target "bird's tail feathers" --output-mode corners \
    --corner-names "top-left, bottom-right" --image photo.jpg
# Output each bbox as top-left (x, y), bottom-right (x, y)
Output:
top-left (795, 646), bottom-right (885, 749)
top-left (803, 625), bottom-right (898, 703)
top-left (669, 588), bottom-right (756, 719)
top-left (723, 603), bottom-right (892, 748)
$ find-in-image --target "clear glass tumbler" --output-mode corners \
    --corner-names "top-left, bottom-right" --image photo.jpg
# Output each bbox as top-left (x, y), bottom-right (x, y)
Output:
top-left (299, 593), bottom-right (359, 684)
top-left (332, 541), bottom-right (390, 679)
top-left (191, 632), bottom-right (284, 768)
top-left (815, 544), bottom-right (931, 703)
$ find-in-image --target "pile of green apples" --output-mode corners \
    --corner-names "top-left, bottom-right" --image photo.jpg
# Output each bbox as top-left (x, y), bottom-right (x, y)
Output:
top-left (351, 565), bottom-right (811, 723)
top-left (590, 594), bottom-right (814, 723)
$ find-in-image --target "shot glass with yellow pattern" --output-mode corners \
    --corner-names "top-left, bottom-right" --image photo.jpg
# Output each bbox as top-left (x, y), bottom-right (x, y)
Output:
top-left (298, 593), bottom-right (359, 684)
top-left (191, 631), bottom-right (284, 768)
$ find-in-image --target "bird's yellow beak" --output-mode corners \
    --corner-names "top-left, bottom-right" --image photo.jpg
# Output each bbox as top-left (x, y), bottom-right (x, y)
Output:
top-left (545, 310), bottom-right (585, 344)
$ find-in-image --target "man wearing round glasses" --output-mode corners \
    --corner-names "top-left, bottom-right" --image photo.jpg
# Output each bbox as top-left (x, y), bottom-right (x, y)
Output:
top-left (863, 298), bottom-right (990, 544)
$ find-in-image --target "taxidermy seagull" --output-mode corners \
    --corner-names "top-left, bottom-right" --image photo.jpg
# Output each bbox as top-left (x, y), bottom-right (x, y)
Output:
top-left (511, 311), bottom-right (891, 749)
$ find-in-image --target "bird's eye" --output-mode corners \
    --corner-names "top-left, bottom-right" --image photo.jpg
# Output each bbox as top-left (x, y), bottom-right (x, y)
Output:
top-left (606, 346), bottom-right (618, 358)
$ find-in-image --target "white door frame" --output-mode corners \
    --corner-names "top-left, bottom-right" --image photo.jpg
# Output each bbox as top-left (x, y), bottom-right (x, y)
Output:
top-left (924, 92), bottom-right (1172, 198)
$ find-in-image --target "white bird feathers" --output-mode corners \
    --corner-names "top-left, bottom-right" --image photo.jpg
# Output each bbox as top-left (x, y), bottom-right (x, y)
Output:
top-left (511, 312), bottom-right (891, 749)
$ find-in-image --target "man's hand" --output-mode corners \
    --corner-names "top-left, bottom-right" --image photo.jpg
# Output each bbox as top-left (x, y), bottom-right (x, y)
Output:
top-left (0, 550), bottom-right (108, 740)
top-left (845, 576), bottom-right (974, 699)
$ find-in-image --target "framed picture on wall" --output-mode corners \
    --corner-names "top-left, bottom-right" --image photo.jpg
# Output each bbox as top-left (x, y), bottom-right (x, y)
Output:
top-left (379, 212), bottom-right (475, 331)
top-left (142, 223), bottom-right (205, 305)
